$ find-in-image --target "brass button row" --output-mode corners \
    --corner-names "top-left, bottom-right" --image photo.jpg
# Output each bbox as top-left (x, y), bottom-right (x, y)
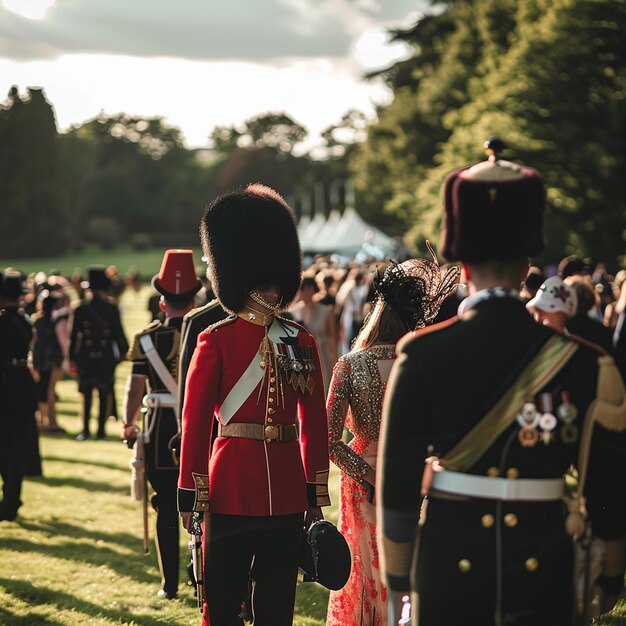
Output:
top-left (458, 557), bottom-right (538, 573)
top-left (480, 513), bottom-right (518, 528)
top-left (486, 467), bottom-right (519, 478)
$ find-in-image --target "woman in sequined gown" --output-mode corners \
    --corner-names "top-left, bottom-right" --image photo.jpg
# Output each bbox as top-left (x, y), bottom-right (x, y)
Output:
top-left (326, 254), bottom-right (460, 626)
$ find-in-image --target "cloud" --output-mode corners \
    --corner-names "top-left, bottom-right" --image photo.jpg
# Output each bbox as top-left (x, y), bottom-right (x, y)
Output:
top-left (0, 53), bottom-right (393, 150)
top-left (0, 0), bottom-right (424, 62)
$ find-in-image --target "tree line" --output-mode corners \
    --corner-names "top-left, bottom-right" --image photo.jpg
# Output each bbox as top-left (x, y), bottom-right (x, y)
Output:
top-left (1, 0), bottom-right (624, 270)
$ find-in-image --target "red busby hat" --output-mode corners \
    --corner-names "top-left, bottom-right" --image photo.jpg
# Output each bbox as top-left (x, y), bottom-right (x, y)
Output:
top-left (200, 183), bottom-right (302, 314)
top-left (151, 249), bottom-right (202, 302)
top-left (441, 137), bottom-right (545, 263)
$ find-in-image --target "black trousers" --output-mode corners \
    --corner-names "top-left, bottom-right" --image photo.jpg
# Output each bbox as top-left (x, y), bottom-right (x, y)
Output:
top-left (206, 513), bottom-right (303, 626)
top-left (147, 465), bottom-right (180, 596)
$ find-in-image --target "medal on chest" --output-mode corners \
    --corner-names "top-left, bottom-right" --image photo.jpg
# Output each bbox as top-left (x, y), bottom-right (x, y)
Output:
top-left (537, 392), bottom-right (557, 445)
top-left (275, 341), bottom-right (316, 395)
top-left (557, 391), bottom-right (578, 443)
top-left (516, 401), bottom-right (540, 447)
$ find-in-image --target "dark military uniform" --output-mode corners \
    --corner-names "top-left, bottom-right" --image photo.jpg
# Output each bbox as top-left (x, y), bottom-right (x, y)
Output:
top-left (379, 140), bottom-right (626, 626)
top-left (381, 294), bottom-right (626, 625)
top-left (178, 298), bottom-right (227, 416)
top-left (69, 292), bottom-right (128, 438)
top-left (128, 317), bottom-right (184, 598)
top-left (0, 277), bottom-right (42, 521)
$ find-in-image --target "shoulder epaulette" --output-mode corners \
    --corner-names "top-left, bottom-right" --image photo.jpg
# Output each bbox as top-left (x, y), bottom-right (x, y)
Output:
top-left (206, 315), bottom-right (237, 333)
top-left (184, 298), bottom-right (221, 323)
top-left (128, 320), bottom-right (162, 360)
top-left (397, 316), bottom-right (458, 353)
top-left (277, 316), bottom-right (313, 337)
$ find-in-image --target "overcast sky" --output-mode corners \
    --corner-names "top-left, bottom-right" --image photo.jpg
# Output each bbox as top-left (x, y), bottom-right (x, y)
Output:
top-left (0, 0), bottom-right (427, 151)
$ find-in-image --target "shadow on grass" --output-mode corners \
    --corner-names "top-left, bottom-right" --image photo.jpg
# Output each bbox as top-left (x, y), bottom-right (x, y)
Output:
top-left (16, 518), bottom-right (142, 551)
top-left (0, 578), bottom-right (192, 626)
top-left (0, 536), bottom-right (156, 583)
top-left (41, 455), bottom-right (128, 473)
top-left (0, 605), bottom-right (64, 625)
top-left (28, 475), bottom-right (129, 494)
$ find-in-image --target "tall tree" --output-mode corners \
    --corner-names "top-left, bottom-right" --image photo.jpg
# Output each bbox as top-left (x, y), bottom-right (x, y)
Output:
top-left (0, 86), bottom-right (67, 257)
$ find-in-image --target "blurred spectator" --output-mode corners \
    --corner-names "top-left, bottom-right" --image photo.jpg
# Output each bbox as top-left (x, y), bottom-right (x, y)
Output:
top-left (125, 267), bottom-right (142, 293)
top-left (526, 275), bottom-right (577, 333)
top-left (566, 279), bottom-right (614, 354)
top-left (604, 270), bottom-right (626, 330)
top-left (289, 275), bottom-right (338, 392)
top-left (557, 254), bottom-right (591, 280)
top-left (105, 265), bottom-right (126, 304)
top-left (337, 269), bottom-right (370, 355)
top-left (519, 265), bottom-right (545, 303)
top-left (31, 291), bottom-right (69, 432)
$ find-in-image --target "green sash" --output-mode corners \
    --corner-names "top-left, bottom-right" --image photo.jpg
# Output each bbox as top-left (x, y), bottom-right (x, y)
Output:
top-left (442, 334), bottom-right (579, 472)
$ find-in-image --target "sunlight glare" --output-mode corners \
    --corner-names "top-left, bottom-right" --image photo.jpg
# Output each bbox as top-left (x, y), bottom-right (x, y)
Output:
top-left (2, 0), bottom-right (55, 20)
top-left (352, 29), bottom-right (411, 70)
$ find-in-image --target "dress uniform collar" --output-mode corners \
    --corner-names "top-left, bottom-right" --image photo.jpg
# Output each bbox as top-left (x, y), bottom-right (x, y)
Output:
top-left (458, 287), bottom-right (520, 318)
top-left (236, 308), bottom-right (274, 327)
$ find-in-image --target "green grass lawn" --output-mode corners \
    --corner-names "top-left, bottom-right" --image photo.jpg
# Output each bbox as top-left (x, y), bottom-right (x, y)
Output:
top-left (0, 245), bottom-right (205, 280)
top-left (1, 287), bottom-right (624, 625)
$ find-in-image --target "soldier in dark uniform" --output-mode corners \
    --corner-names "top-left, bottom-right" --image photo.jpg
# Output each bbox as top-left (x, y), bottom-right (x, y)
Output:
top-left (378, 139), bottom-right (626, 625)
top-left (178, 286), bottom-right (227, 417)
top-left (0, 270), bottom-right (42, 521)
top-left (69, 266), bottom-right (129, 440)
top-left (178, 184), bottom-right (331, 626)
top-left (122, 249), bottom-right (202, 599)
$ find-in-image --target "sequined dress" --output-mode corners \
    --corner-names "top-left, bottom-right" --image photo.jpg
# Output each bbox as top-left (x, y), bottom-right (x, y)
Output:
top-left (326, 344), bottom-right (396, 626)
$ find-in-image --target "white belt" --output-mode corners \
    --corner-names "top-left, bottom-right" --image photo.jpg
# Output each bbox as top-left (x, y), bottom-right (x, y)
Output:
top-left (431, 470), bottom-right (564, 501)
top-left (143, 392), bottom-right (177, 409)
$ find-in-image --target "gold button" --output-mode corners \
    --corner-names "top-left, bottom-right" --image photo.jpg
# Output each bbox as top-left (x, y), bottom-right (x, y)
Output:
top-left (487, 467), bottom-right (499, 478)
top-left (525, 557), bottom-right (539, 572)
top-left (268, 408), bottom-right (275, 414)
top-left (458, 559), bottom-right (471, 573)
top-left (481, 514), bottom-right (495, 528)
top-left (270, 377), bottom-right (276, 383)
top-left (267, 417), bottom-right (273, 423)
top-left (506, 468), bottom-right (519, 479)
top-left (504, 513), bottom-right (518, 528)
top-left (269, 397), bottom-right (274, 403)
top-left (269, 387), bottom-right (276, 393)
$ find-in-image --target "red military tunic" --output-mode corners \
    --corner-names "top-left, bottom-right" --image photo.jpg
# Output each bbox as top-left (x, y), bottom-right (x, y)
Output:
top-left (178, 313), bottom-right (330, 516)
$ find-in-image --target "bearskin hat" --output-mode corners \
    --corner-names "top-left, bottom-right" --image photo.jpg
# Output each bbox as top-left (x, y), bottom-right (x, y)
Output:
top-left (441, 139), bottom-right (545, 264)
top-left (200, 184), bottom-right (302, 313)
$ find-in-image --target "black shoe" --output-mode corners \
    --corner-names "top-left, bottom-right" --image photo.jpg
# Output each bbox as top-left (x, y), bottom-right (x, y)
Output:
top-left (0, 505), bottom-right (18, 522)
top-left (76, 432), bottom-right (90, 441)
top-left (96, 431), bottom-right (106, 439)
top-left (157, 589), bottom-right (177, 600)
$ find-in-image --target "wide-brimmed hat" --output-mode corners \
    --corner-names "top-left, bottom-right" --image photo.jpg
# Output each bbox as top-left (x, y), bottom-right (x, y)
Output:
top-left (526, 275), bottom-right (577, 317)
top-left (151, 249), bottom-right (202, 302)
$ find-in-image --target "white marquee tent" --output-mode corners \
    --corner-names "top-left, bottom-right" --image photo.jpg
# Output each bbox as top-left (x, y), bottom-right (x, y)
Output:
top-left (299, 207), bottom-right (400, 259)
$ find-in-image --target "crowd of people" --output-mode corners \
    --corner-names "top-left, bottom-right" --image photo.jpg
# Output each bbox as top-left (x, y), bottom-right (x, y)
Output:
top-left (1, 140), bottom-right (626, 626)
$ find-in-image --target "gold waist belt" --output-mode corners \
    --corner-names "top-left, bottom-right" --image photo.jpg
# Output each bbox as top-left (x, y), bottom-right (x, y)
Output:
top-left (217, 422), bottom-right (298, 444)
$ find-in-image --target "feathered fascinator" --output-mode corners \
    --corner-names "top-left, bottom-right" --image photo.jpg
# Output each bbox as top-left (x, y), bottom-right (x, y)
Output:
top-left (373, 242), bottom-right (460, 331)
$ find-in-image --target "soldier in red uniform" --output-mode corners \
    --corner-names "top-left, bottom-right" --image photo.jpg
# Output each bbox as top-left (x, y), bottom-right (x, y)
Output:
top-left (178, 184), bottom-right (331, 626)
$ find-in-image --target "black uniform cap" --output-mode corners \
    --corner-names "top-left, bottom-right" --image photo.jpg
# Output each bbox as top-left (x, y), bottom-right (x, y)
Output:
top-left (441, 137), bottom-right (545, 264)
